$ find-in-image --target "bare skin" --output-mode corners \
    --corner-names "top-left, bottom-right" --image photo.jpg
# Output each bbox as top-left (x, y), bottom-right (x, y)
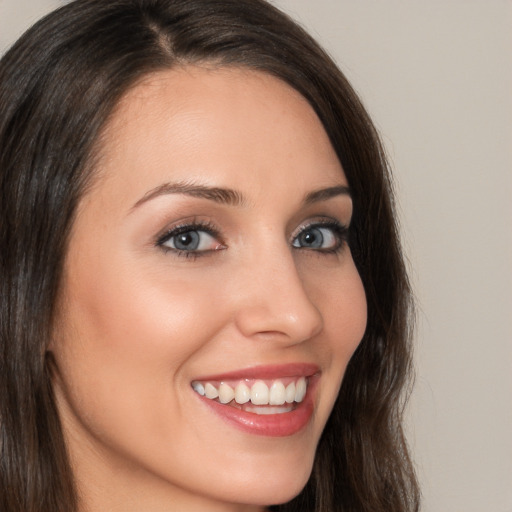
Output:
top-left (50, 66), bottom-right (367, 511)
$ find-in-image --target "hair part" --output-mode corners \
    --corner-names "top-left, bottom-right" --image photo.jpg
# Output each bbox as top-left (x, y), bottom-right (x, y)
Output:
top-left (0, 1), bottom-right (419, 511)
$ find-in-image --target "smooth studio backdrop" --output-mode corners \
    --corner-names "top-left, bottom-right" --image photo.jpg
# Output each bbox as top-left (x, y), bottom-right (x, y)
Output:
top-left (1, 1), bottom-right (511, 511)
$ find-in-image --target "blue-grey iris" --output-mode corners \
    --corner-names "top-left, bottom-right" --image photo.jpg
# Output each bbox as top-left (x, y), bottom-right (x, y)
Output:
top-left (173, 231), bottom-right (200, 251)
top-left (297, 228), bottom-right (323, 248)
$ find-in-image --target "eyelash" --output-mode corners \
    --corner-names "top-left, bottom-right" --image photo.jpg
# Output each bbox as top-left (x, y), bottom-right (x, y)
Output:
top-left (156, 220), bottom-right (222, 259)
top-left (293, 220), bottom-right (349, 254)
top-left (155, 218), bottom-right (349, 259)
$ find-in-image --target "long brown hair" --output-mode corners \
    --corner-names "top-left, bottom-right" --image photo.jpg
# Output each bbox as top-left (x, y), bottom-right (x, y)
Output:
top-left (0, 1), bottom-right (419, 510)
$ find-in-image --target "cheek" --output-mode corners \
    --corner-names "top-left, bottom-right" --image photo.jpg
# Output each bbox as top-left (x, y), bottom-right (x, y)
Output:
top-left (332, 269), bottom-right (367, 368)
top-left (329, 271), bottom-right (367, 356)
top-left (51, 254), bottom-right (239, 489)
top-left (305, 255), bottom-right (367, 357)
top-left (59, 253), bottom-right (224, 369)
top-left (304, 256), bottom-right (367, 409)
top-left (51, 247), bottom-right (228, 437)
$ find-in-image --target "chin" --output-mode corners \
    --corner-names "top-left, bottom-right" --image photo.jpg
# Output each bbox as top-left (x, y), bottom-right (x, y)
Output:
top-left (258, 471), bottom-right (312, 506)
top-left (216, 449), bottom-right (316, 507)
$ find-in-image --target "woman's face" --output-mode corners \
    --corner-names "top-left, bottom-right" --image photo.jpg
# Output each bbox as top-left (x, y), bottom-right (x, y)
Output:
top-left (51, 66), bottom-right (367, 511)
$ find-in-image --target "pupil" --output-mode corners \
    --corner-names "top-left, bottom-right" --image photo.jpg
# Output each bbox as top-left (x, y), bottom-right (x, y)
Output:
top-left (304, 232), bottom-right (316, 244)
top-left (174, 231), bottom-right (199, 250)
top-left (301, 228), bottom-right (323, 248)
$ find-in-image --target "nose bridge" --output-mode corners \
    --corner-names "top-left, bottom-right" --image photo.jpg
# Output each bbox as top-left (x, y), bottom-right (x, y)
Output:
top-left (234, 239), bottom-right (323, 343)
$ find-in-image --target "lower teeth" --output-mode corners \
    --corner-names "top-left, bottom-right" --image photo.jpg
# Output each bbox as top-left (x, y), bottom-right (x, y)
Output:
top-left (219, 399), bottom-right (296, 415)
top-left (244, 405), bottom-right (294, 415)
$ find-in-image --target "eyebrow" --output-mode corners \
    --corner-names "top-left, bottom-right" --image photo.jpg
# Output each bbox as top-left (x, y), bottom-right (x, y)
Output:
top-left (131, 181), bottom-right (351, 211)
top-left (131, 181), bottom-right (246, 210)
top-left (303, 185), bottom-right (351, 204)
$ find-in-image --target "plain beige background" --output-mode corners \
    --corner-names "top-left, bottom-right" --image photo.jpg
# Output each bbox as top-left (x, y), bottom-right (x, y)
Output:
top-left (1, 1), bottom-right (511, 511)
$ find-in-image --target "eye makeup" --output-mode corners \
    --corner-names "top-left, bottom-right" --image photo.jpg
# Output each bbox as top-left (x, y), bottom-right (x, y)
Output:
top-left (154, 213), bottom-right (349, 261)
top-left (291, 218), bottom-right (349, 255)
top-left (156, 219), bottom-right (225, 259)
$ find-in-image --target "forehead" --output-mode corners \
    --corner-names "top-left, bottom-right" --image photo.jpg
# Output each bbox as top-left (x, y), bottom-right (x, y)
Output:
top-left (92, 65), bottom-right (345, 207)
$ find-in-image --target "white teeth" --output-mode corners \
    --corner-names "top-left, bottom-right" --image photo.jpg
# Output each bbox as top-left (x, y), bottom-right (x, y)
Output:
top-left (244, 405), bottom-right (294, 415)
top-left (234, 382), bottom-right (251, 404)
top-left (218, 382), bottom-right (235, 404)
top-left (269, 380), bottom-right (286, 405)
top-left (193, 377), bottom-right (309, 406)
top-left (250, 380), bottom-right (269, 405)
top-left (204, 382), bottom-right (219, 399)
top-left (285, 382), bottom-right (296, 403)
top-left (192, 381), bottom-right (205, 396)
top-left (295, 377), bottom-right (307, 403)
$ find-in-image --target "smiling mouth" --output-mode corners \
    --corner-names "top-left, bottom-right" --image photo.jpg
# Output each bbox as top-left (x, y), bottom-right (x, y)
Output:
top-left (191, 376), bottom-right (308, 415)
top-left (190, 364), bottom-right (319, 436)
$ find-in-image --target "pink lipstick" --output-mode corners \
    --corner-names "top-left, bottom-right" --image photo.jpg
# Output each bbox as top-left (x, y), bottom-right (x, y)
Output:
top-left (191, 363), bottom-right (319, 437)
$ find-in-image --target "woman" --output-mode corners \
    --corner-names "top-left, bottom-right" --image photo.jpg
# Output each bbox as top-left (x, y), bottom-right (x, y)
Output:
top-left (0, 1), bottom-right (419, 511)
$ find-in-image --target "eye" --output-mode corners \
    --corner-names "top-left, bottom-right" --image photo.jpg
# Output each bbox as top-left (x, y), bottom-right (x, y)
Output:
top-left (157, 223), bottom-right (224, 256)
top-left (292, 222), bottom-right (347, 252)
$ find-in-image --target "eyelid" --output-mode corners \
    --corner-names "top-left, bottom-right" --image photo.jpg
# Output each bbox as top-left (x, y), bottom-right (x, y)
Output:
top-left (155, 219), bottom-right (225, 255)
top-left (291, 217), bottom-right (349, 239)
top-left (154, 216), bottom-right (349, 259)
top-left (291, 218), bottom-right (349, 251)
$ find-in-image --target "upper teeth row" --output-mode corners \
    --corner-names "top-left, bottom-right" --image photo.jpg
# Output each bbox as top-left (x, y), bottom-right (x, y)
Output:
top-left (192, 378), bottom-right (307, 406)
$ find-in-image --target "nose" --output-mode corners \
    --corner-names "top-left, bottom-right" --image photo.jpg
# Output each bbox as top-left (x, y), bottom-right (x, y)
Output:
top-left (233, 246), bottom-right (323, 345)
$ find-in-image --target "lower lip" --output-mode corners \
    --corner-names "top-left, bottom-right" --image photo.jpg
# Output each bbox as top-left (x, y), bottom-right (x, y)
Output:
top-left (196, 378), bottom-right (318, 437)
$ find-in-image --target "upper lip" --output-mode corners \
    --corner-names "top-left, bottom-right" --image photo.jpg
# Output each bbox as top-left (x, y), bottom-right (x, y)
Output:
top-left (192, 363), bottom-right (320, 382)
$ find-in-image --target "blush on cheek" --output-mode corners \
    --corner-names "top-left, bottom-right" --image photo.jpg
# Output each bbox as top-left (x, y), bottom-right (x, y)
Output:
top-left (48, 67), bottom-right (376, 510)
top-left (327, 271), bottom-right (367, 348)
